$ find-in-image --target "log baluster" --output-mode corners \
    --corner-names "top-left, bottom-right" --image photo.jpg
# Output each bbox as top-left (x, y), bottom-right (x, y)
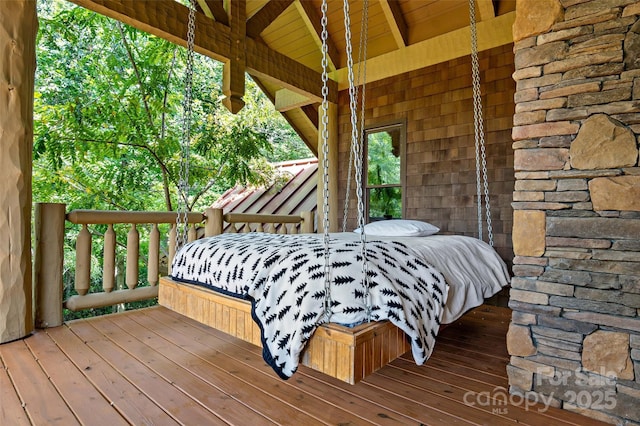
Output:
top-left (168, 224), bottom-right (177, 275)
top-left (256, 223), bottom-right (264, 232)
top-left (126, 224), bottom-right (139, 290)
top-left (75, 224), bottom-right (91, 296)
top-left (242, 223), bottom-right (250, 233)
top-left (148, 224), bottom-right (160, 286)
top-left (103, 224), bottom-right (116, 293)
top-left (188, 224), bottom-right (197, 242)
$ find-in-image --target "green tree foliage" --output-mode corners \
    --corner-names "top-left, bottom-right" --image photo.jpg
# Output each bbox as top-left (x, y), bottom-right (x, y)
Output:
top-left (34, 0), bottom-right (311, 213)
top-left (33, 0), bottom-right (312, 318)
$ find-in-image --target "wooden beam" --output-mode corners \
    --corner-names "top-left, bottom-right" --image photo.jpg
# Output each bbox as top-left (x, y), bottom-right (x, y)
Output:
top-left (331, 11), bottom-right (515, 90)
top-left (294, 0), bottom-right (339, 71)
top-left (198, 0), bottom-right (228, 25)
top-left (275, 88), bottom-right (312, 112)
top-left (69, 0), bottom-right (336, 103)
top-left (476, 0), bottom-right (496, 21)
top-left (246, 0), bottom-right (294, 39)
top-left (379, 0), bottom-right (408, 48)
top-left (245, 37), bottom-right (337, 103)
top-left (223, 0), bottom-right (246, 113)
top-left (301, 104), bottom-right (319, 129)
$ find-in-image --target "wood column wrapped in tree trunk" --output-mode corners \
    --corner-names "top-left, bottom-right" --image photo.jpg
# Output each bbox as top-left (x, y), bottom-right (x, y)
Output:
top-left (0, 0), bottom-right (37, 343)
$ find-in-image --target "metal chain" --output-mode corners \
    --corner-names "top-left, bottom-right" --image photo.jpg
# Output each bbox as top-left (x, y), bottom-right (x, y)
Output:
top-left (341, 0), bottom-right (369, 234)
top-left (469, 0), bottom-right (493, 247)
top-left (320, 0), bottom-right (332, 321)
top-left (176, 0), bottom-right (197, 248)
top-left (355, 0), bottom-right (369, 242)
top-left (346, 0), bottom-right (371, 320)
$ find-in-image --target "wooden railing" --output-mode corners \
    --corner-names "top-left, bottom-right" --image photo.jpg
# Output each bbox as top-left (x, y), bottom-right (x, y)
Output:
top-left (33, 203), bottom-right (314, 328)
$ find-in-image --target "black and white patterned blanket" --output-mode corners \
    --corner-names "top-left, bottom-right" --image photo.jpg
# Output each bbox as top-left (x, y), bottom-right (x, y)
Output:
top-left (172, 233), bottom-right (449, 379)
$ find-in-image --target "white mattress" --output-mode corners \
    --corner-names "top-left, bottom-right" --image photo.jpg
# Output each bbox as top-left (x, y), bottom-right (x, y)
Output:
top-left (331, 233), bottom-right (510, 324)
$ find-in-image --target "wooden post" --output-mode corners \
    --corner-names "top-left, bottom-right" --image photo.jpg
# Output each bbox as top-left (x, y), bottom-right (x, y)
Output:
top-left (222, 0), bottom-right (246, 113)
top-left (204, 207), bottom-right (223, 236)
top-left (317, 102), bottom-right (339, 232)
top-left (0, 0), bottom-right (37, 342)
top-left (301, 211), bottom-right (314, 234)
top-left (34, 203), bottom-right (65, 328)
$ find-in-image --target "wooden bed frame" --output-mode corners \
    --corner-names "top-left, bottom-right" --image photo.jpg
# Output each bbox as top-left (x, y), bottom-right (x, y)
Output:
top-left (158, 276), bottom-right (411, 384)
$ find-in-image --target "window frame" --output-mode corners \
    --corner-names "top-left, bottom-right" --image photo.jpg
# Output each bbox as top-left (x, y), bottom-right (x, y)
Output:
top-left (363, 120), bottom-right (406, 222)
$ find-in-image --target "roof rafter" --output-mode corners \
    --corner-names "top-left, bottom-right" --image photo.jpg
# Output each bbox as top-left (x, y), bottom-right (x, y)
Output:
top-left (379, 0), bottom-right (408, 48)
top-left (246, 0), bottom-right (294, 39)
top-left (197, 0), bottom-right (229, 25)
top-left (294, 0), bottom-right (339, 71)
top-left (475, 0), bottom-right (496, 21)
top-left (69, 0), bottom-right (336, 104)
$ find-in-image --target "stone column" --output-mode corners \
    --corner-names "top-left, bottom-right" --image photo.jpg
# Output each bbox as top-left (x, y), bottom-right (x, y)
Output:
top-left (508, 0), bottom-right (640, 424)
top-left (0, 0), bottom-right (37, 343)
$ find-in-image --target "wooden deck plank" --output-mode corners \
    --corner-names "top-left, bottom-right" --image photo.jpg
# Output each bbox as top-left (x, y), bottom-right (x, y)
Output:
top-left (0, 345), bottom-right (31, 426)
top-left (135, 307), bottom-right (402, 425)
top-left (0, 338), bottom-right (80, 425)
top-left (96, 313), bottom-right (321, 425)
top-left (153, 307), bottom-right (480, 425)
top-left (45, 325), bottom-right (181, 425)
top-left (0, 305), bottom-right (609, 426)
top-left (23, 331), bottom-right (129, 426)
top-left (145, 306), bottom-right (441, 425)
top-left (67, 319), bottom-right (227, 426)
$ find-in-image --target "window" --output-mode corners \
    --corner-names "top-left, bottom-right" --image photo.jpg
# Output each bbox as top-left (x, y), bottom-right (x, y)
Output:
top-left (364, 122), bottom-right (405, 222)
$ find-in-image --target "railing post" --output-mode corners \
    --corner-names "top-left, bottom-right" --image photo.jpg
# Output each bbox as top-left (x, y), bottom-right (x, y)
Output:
top-left (34, 203), bottom-right (66, 328)
top-left (301, 211), bottom-right (314, 234)
top-left (204, 207), bottom-right (223, 236)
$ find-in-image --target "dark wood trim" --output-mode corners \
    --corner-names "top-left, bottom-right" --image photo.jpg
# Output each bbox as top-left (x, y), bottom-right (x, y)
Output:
top-left (69, 0), bottom-right (337, 103)
top-left (246, 0), bottom-right (294, 39)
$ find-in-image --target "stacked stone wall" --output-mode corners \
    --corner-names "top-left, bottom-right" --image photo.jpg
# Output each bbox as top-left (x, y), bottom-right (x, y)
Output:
top-left (508, 1), bottom-right (640, 424)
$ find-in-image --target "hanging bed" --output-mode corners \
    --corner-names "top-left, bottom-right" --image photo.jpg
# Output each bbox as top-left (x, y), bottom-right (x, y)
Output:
top-left (160, 0), bottom-right (508, 385)
top-left (158, 216), bottom-right (509, 384)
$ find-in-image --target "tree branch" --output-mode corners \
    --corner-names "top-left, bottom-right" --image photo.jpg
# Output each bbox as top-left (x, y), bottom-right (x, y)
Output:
top-left (116, 21), bottom-right (156, 133)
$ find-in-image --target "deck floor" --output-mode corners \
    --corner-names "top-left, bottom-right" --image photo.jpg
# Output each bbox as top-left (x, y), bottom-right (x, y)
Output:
top-left (0, 305), bottom-right (606, 426)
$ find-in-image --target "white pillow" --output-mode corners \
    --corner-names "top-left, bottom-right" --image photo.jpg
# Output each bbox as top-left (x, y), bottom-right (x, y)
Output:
top-left (354, 219), bottom-right (439, 237)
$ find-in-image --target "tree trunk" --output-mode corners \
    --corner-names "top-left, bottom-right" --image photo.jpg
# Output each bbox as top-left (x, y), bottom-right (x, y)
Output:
top-left (0, 0), bottom-right (37, 343)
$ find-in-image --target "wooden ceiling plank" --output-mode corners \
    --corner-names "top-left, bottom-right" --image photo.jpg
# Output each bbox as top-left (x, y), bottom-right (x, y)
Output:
top-left (223, 0), bottom-right (246, 113)
top-left (331, 11), bottom-right (515, 90)
top-left (201, 0), bottom-right (229, 25)
top-left (69, 0), bottom-right (335, 103)
top-left (246, 0), bottom-right (294, 39)
top-left (293, 0), bottom-right (339, 71)
top-left (475, 0), bottom-right (496, 21)
top-left (379, 0), bottom-right (408, 48)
